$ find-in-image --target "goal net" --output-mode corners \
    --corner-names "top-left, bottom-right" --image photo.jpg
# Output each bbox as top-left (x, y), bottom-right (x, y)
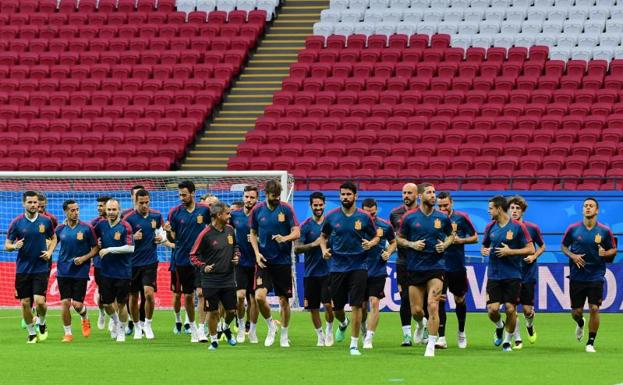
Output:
top-left (0, 171), bottom-right (297, 309)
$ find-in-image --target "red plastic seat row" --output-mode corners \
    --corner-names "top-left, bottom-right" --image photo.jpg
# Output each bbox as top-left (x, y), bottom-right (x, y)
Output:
top-left (0, 140), bottom-right (185, 159)
top-left (239, 141), bottom-right (623, 159)
top-left (0, 116), bottom-right (202, 134)
top-left (0, 156), bottom-right (174, 172)
top-left (0, 0), bottom-right (176, 13)
top-left (0, 22), bottom-right (263, 41)
top-left (272, 88), bottom-right (623, 106)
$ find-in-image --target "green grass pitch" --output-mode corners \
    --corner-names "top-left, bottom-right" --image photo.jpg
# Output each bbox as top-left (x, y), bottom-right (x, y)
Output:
top-left (0, 310), bottom-right (622, 385)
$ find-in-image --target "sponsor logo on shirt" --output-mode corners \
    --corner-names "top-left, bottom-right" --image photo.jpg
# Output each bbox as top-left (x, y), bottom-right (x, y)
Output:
top-left (434, 219), bottom-right (441, 229)
top-left (595, 233), bottom-right (602, 244)
top-left (354, 220), bottom-right (362, 230)
top-left (114, 231), bottom-right (121, 241)
top-left (77, 231), bottom-right (83, 241)
top-left (506, 230), bottom-right (514, 240)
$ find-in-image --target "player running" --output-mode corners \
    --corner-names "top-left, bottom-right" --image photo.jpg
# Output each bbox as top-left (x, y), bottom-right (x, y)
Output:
top-left (562, 197), bottom-right (616, 353)
top-left (436, 192), bottom-right (478, 349)
top-left (397, 183), bottom-right (454, 357)
top-left (5, 191), bottom-right (57, 343)
top-left (361, 198), bottom-right (396, 350)
top-left (508, 195), bottom-right (546, 349)
top-left (481, 196), bottom-right (535, 352)
top-left (249, 180), bottom-right (300, 348)
top-left (389, 183), bottom-right (419, 346)
top-left (295, 192), bottom-right (335, 347)
top-left (55, 200), bottom-right (98, 342)
top-left (319, 181), bottom-right (380, 355)
top-left (230, 185), bottom-right (260, 343)
top-left (190, 202), bottom-right (240, 350)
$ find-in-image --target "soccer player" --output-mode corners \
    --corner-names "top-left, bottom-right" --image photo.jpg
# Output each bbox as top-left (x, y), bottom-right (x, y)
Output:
top-left (249, 179), bottom-right (300, 348)
top-left (200, 193), bottom-right (220, 206)
top-left (508, 195), bottom-right (545, 349)
top-left (436, 191), bottom-right (478, 349)
top-left (55, 200), bottom-right (98, 342)
top-left (166, 180), bottom-right (211, 343)
top-left (190, 202), bottom-right (240, 349)
top-left (562, 197), bottom-right (616, 353)
top-left (120, 184), bottom-right (145, 335)
top-left (37, 192), bottom-right (59, 229)
top-left (389, 183), bottom-right (419, 346)
top-left (5, 191), bottom-right (57, 343)
top-left (123, 189), bottom-right (165, 340)
top-left (230, 186), bottom-right (260, 343)
top-left (319, 181), bottom-right (380, 355)
top-left (94, 199), bottom-right (135, 342)
top-left (295, 192), bottom-right (335, 347)
top-left (481, 195), bottom-right (535, 352)
top-left (198, 193), bottom-right (220, 336)
top-left (397, 183), bottom-right (454, 357)
top-left (91, 195), bottom-right (112, 330)
top-left (361, 198), bottom-right (396, 349)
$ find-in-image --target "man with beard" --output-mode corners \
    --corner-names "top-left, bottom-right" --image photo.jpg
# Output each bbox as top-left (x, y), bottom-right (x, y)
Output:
top-left (508, 195), bottom-right (545, 349)
top-left (436, 191), bottom-right (478, 349)
top-left (249, 180), bottom-right (300, 348)
top-left (562, 197), bottom-right (616, 353)
top-left (481, 196), bottom-right (534, 352)
top-left (166, 180), bottom-right (211, 343)
top-left (230, 185), bottom-right (260, 343)
top-left (295, 192), bottom-right (335, 347)
top-left (361, 198), bottom-right (396, 350)
top-left (319, 181), bottom-right (380, 355)
top-left (91, 195), bottom-right (112, 330)
top-left (389, 183), bottom-right (419, 346)
top-left (94, 199), bottom-right (135, 343)
top-left (6, 191), bottom-right (57, 343)
top-left (397, 183), bottom-right (454, 357)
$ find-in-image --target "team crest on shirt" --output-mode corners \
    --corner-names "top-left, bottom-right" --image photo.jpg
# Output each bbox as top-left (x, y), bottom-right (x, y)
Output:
top-left (114, 231), bottom-right (121, 241)
top-left (38, 224), bottom-right (45, 233)
top-left (376, 228), bottom-right (384, 237)
top-left (76, 231), bottom-right (84, 240)
top-left (354, 220), bottom-right (362, 230)
top-left (595, 233), bottom-right (602, 244)
top-left (227, 235), bottom-right (234, 245)
top-left (451, 222), bottom-right (458, 232)
top-left (434, 219), bottom-right (441, 229)
top-left (151, 219), bottom-right (157, 229)
top-left (506, 230), bottom-right (514, 240)
top-left (196, 215), bottom-right (203, 224)
top-left (256, 277), bottom-right (262, 285)
top-left (278, 212), bottom-right (285, 222)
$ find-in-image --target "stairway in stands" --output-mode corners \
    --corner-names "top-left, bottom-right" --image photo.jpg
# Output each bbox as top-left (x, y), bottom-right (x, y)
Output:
top-left (182, 0), bottom-right (328, 170)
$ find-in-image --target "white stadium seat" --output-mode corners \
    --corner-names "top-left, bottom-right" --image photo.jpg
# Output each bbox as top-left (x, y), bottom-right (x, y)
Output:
top-left (216, 0), bottom-right (235, 11)
top-left (522, 21), bottom-right (543, 34)
top-left (444, 9), bottom-right (464, 22)
top-left (349, 0), bottom-right (369, 8)
top-left (506, 9), bottom-right (526, 22)
top-left (574, 0), bottom-right (595, 6)
top-left (485, 8), bottom-right (505, 22)
top-left (396, 23), bottom-right (416, 35)
top-left (600, 34), bottom-right (621, 48)
top-left (491, 0), bottom-right (511, 6)
top-left (563, 21), bottom-right (583, 34)
top-left (470, 0), bottom-right (490, 8)
top-left (501, 21), bottom-right (522, 33)
top-left (197, 0), bottom-right (217, 11)
top-left (458, 21), bottom-right (479, 34)
top-left (376, 22), bottom-right (397, 35)
top-left (256, 0), bottom-right (275, 19)
top-left (556, 34), bottom-right (578, 49)
top-left (606, 19), bottom-right (623, 33)
top-left (480, 20), bottom-right (501, 34)
top-left (464, 8), bottom-right (484, 20)
top-left (422, 10), bottom-right (444, 22)
top-left (329, 0), bottom-right (348, 9)
top-left (430, 0), bottom-right (450, 8)
top-left (613, 46), bottom-right (623, 59)
top-left (578, 34), bottom-right (599, 48)
top-left (416, 22), bottom-right (438, 35)
top-left (511, 0), bottom-right (533, 6)
top-left (320, 9), bottom-right (341, 23)
top-left (589, 6), bottom-right (610, 20)
top-left (341, 9), bottom-right (364, 22)
top-left (176, 0), bottom-right (196, 13)
top-left (592, 47), bottom-right (614, 60)
top-left (584, 20), bottom-right (605, 34)
top-left (369, 0), bottom-right (390, 8)
top-left (596, 0), bottom-right (614, 6)
top-left (364, 9), bottom-right (384, 23)
top-left (542, 20), bottom-right (562, 33)
top-left (549, 47), bottom-right (571, 60)
top-left (334, 22), bottom-right (356, 36)
top-left (354, 22), bottom-right (376, 35)
top-left (534, 0), bottom-right (553, 6)
top-left (451, 0), bottom-right (470, 7)
top-left (437, 21), bottom-right (459, 34)
top-left (571, 48), bottom-right (593, 60)
top-left (568, 7), bottom-right (589, 21)
top-left (313, 22), bottom-right (334, 37)
top-left (493, 34), bottom-right (515, 47)
top-left (533, 33), bottom-right (557, 46)
top-left (402, 9), bottom-right (423, 22)
top-left (390, 0), bottom-right (411, 8)
top-left (514, 34), bottom-right (535, 46)
top-left (610, 7), bottom-right (623, 20)
top-left (472, 34), bottom-right (493, 47)
top-left (382, 9), bottom-right (403, 22)
top-left (451, 35), bottom-right (472, 49)
top-left (547, 8), bottom-right (567, 22)
top-left (236, 0), bottom-right (256, 11)
top-left (410, 0), bottom-right (430, 7)
top-left (554, 0), bottom-right (573, 6)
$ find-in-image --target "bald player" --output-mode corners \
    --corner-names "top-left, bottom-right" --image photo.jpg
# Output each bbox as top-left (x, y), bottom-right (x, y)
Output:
top-left (389, 183), bottom-right (419, 346)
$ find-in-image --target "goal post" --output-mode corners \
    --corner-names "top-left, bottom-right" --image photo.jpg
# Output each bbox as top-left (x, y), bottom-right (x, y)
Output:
top-left (0, 171), bottom-right (299, 310)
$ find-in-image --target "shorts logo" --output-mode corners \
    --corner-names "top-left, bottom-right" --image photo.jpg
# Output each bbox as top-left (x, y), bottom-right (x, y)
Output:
top-left (595, 233), bottom-right (602, 244)
top-left (376, 228), bottom-right (384, 237)
top-left (76, 231), bottom-right (83, 241)
top-left (506, 230), bottom-right (514, 240)
top-left (151, 219), bottom-right (157, 229)
top-left (256, 277), bottom-right (263, 286)
top-left (114, 231), bottom-right (121, 241)
top-left (38, 224), bottom-right (45, 233)
top-left (434, 219), bottom-right (441, 229)
top-left (278, 212), bottom-right (285, 222)
top-left (196, 215), bottom-right (204, 224)
top-left (303, 298), bottom-right (308, 307)
top-left (451, 222), bottom-right (458, 232)
top-left (354, 220), bottom-right (362, 230)
top-left (227, 235), bottom-right (234, 245)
